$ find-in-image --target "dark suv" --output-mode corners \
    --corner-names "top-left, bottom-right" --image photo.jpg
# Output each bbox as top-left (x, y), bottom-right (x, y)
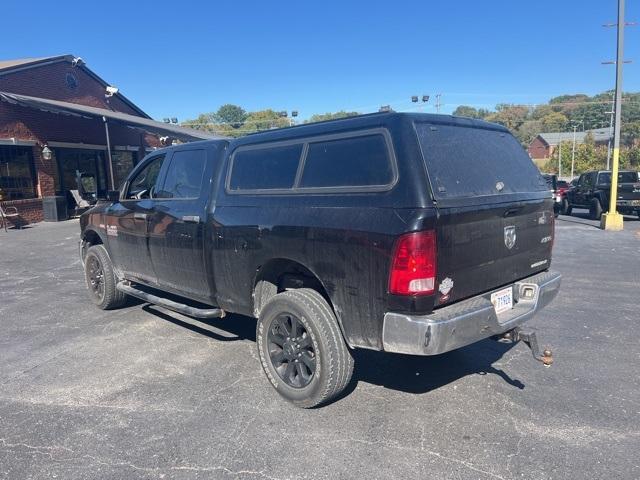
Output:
top-left (80, 113), bottom-right (561, 407)
top-left (563, 170), bottom-right (640, 219)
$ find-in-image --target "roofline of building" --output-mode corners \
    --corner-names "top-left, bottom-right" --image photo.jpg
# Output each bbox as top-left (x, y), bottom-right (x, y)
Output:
top-left (0, 54), bottom-right (151, 119)
top-left (0, 91), bottom-right (225, 142)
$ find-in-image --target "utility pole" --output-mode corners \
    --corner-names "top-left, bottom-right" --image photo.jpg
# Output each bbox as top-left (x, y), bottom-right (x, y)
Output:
top-left (571, 125), bottom-right (577, 180)
top-left (435, 94), bottom-right (442, 113)
top-left (605, 95), bottom-right (614, 169)
top-left (558, 141), bottom-right (562, 178)
top-left (570, 121), bottom-right (584, 179)
top-left (601, 0), bottom-right (627, 230)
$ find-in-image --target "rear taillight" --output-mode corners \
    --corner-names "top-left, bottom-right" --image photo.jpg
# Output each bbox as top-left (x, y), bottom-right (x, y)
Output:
top-left (389, 230), bottom-right (437, 295)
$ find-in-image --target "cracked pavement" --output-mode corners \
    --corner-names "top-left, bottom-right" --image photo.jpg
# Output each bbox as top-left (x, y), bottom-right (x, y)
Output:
top-left (1, 214), bottom-right (639, 479)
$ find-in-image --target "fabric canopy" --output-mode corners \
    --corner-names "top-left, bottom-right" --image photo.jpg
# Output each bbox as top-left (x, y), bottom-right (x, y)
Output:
top-left (0, 91), bottom-right (223, 142)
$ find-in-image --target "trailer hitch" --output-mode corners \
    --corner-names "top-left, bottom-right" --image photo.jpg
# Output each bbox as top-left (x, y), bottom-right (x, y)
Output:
top-left (495, 327), bottom-right (553, 367)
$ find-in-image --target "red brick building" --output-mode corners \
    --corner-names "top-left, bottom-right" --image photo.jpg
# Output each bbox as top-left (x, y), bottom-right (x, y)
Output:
top-left (527, 128), bottom-right (612, 165)
top-left (0, 55), bottom-right (213, 224)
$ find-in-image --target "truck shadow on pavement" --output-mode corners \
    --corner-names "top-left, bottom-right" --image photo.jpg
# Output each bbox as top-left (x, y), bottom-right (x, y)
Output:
top-left (345, 341), bottom-right (524, 399)
top-left (142, 306), bottom-right (525, 400)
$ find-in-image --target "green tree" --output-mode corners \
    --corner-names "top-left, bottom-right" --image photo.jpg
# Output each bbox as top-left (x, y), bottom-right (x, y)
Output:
top-left (305, 111), bottom-right (360, 123)
top-left (214, 104), bottom-right (247, 125)
top-left (452, 105), bottom-right (481, 118)
top-left (243, 109), bottom-right (290, 132)
top-left (485, 104), bottom-right (530, 130)
top-left (622, 120), bottom-right (640, 147)
top-left (541, 112), bottom-right (568, 131)
top-left (514, 120), bottom-right (543, 146)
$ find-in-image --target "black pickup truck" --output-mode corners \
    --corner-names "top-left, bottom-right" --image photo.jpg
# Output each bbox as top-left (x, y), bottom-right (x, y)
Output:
top-left (563, 170), bottom-right (640, 219)
top-left (80, 112), bottom-right (561, 407)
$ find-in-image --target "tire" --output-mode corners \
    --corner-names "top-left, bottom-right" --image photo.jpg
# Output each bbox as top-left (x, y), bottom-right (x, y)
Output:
top-left (256, 288), bottom-right (354, 408)
top-left (589, 198), bottom-right (603, 220)
top-left (561, 198), bottom-right (572, 216)
top-left (83, 245), bottom-right (127, 310)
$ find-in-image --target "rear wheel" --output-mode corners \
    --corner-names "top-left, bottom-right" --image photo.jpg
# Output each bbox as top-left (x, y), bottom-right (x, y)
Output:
top-left (84, 245), bottom-right (127, 310)
top-left (561, 198), bottom-right (572, 215)
top-left (589, 198), bottom-right (603, 220)
top-left (256, 288), bottom-right (354, 408)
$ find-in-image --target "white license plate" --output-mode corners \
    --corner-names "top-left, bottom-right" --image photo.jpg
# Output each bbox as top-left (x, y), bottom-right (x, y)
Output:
top-left (491, 287), bottom-right (513, 314)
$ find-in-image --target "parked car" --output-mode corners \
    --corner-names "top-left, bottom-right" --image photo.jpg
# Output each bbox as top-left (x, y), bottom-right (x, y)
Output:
top-left (542, 173), bottom-right (561, 217)
top-left (556, 180), bottom-right (570, 198)
top-left (562, 170), bottom-right (640, 219)
top-left (79, 112), bottom-right (561, 408)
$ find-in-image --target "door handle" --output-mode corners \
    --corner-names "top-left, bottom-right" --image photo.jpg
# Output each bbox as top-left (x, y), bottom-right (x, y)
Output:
top-left (134, 212), bottom-right (148, 220)
top-left (181, 215), bottom-right (200, 223)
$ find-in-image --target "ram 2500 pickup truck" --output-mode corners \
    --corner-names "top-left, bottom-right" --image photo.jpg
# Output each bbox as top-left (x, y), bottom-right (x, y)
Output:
top-left (80, 112), bottom-right (561, 408)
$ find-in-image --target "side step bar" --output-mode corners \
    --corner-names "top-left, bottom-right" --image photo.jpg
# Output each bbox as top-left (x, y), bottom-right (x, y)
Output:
top-left (116, 282), bottom-right (225, 319)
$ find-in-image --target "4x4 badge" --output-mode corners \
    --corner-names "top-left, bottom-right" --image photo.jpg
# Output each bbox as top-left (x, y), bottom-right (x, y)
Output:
top-left (504, 226), bottom-right (516, 249)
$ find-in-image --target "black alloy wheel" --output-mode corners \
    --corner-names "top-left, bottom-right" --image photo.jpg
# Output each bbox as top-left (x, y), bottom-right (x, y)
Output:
top-left (87, 255), bottom-right (105, 302)
top-left (268, 313), bottom-right (316, 388)
top-left (83, 244), bottom-right (128, 310)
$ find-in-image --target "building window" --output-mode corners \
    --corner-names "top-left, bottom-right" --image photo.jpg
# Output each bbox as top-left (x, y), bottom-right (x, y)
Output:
top-left (55, 149), bottom-right (107, 198)
top-left (0, 146), bottom-right (37, 200)
top-left (66, 73), bottom-right (78, 90)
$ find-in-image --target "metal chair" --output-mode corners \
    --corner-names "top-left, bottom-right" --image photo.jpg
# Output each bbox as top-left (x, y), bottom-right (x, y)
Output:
top-left (70, 190), bottom-right (91, 217)
top-left (0, 204), bottom-right (21, 231)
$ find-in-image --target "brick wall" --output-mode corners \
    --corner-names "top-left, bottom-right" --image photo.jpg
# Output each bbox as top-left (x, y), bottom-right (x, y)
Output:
top-left (0, 58), bottom-right (162, 224)
top-left (528, 137), bottom-right (551, 160)
top-left (32, 145), bottom-right (56, 197)
top-left (0, 60), bottom-right (144, 116)
top-left (1, 198), bottom-right (43, 225)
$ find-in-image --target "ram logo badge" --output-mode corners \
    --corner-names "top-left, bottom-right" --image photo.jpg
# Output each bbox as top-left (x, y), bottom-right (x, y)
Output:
top-left (504, 226), bottom-right (516, 249)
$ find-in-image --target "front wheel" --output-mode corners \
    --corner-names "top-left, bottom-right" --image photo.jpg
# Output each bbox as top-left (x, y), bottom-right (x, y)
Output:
top-left (256, 288), bottom-right (354, 408)
top-left (84, 245), bottom-right (127, 310)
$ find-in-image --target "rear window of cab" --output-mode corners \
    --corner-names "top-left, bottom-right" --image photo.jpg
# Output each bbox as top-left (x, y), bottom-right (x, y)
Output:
top-left (226, 129), bottom-right (397, 193)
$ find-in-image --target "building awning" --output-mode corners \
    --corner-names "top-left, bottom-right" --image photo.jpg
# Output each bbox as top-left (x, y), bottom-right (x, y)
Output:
top-left (0, 91), bottom-right (223, 142)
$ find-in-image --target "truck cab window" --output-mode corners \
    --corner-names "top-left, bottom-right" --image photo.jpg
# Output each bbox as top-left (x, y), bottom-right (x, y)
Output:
top-left (126, 155), bottom-right (164, 199)
top-left (156, 150), bottom-right (206, 199)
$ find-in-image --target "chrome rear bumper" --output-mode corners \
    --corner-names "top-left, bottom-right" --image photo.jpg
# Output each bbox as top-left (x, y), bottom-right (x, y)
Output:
top-left (382, 270), bottom-right (561, 356)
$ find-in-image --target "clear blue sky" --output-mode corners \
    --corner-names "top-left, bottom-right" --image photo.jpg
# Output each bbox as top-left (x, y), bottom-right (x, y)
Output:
top-left (1, 0), bottom-right (638, 122)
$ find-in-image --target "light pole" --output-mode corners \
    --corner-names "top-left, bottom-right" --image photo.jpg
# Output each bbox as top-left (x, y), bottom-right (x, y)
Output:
top-left (558, 140), bottom-right (562, 178)
top-left (601, 0), bottom-right (627, 230)
top-left (570, 121), bottom-right (584, 179)
top-left (411, 95), bottom-right (430, 111)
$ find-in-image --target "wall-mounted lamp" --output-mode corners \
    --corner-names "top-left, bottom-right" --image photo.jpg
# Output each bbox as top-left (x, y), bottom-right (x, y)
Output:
top-left (41, 145), bottom-right (52, 160)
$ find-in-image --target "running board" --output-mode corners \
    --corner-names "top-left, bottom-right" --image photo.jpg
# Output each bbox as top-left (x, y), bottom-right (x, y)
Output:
top-left (116, 282), bottom-right (225, 319)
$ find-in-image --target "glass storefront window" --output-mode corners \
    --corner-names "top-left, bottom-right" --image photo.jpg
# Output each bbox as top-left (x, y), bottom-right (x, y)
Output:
top-left (55, 149), bottom-right (107, 199)
top-left (0, 146), bottom-right (37, 200)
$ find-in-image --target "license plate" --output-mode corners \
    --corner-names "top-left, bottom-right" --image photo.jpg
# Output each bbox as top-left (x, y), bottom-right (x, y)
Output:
top-left (491, 286), bottom-right (513, 315)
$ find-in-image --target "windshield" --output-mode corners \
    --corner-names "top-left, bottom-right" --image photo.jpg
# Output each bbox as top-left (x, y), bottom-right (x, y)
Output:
top-left (597, 171), bottom-right (639, 185)
top-left (415, 123), bottom-right (547, 199)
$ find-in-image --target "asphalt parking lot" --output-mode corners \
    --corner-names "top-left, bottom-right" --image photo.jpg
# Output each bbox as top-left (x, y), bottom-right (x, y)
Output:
top-left (1, 212), bottom-right (639, 480)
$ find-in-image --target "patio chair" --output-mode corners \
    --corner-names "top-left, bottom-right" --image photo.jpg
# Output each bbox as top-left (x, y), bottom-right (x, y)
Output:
top-left (70, 189), bottom-right (91, 217)
top-left (0, 204), bottom-right (21, 231)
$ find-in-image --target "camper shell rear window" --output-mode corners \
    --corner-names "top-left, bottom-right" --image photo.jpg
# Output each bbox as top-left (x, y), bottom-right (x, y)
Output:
top-left (415, 123), bottom-right (547, 200)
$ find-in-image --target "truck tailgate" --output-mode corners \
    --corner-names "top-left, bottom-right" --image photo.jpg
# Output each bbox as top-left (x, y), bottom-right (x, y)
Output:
top-left (434, 199), bottom-right (554, 306)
